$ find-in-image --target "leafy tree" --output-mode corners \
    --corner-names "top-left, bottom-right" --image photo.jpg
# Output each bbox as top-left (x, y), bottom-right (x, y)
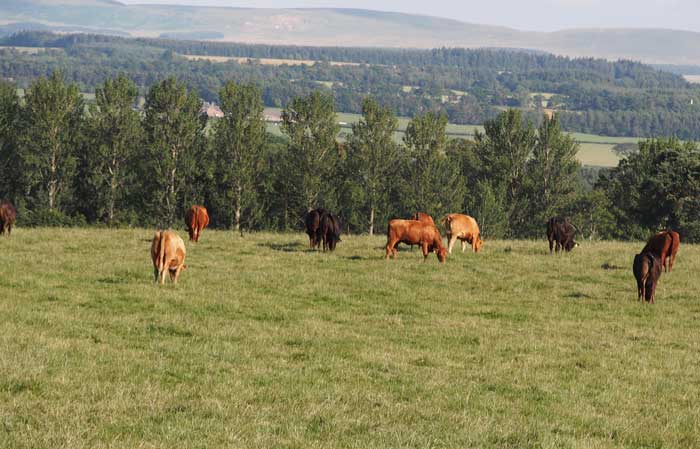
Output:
top-left (402, 111), bottom-right (463, 218)
top-left (142, 77), bottom-right (204, 227)
top-left (18, 71), bottom-right (83, 213)
top-left (281, 91), bottom-right (339, 215)
top-left (346, 96), bottom-right (399, 234)
top-left (0, 81), bottom-right (20, 202)
top-left (83, 75), bottom-right (143, 225)
top-left (212, 81), bottom-right (267, 232)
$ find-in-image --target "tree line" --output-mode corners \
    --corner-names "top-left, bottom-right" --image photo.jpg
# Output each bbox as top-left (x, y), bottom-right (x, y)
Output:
top-left (1, 72), bottom-right (699, 241)
top-left (3, 31), bottom-right (700, 139)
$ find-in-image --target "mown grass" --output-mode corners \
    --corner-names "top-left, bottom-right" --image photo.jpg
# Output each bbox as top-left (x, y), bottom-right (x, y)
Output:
top-left (1, 228), bottom-right (699, 448)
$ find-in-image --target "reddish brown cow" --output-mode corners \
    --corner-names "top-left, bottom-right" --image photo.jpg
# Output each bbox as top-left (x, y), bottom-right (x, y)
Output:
top-left (666, 231), bottom-right (680, 272)
top-left (411, 212), bottom-right (435, 226)
top-left (185, 205), bottom-right (209, 243)
top-left (0, 200), bottom-right (16, 236)
top-left (151, 230), bottom-right (187, 284)
top-left (642, 231), bottom-right (677, 272)
top-left (442, 213), bottom-right (483, 254)
top-left (386, 219), bottom-right (447, 263)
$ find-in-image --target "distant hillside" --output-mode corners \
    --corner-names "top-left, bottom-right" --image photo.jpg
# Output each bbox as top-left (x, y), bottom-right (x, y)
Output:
top-left (2, 0), bottom-right (700, 65)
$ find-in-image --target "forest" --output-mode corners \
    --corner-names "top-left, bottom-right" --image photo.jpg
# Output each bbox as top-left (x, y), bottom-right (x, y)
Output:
top-left (3, 31), bottom-right (700, 139)
top-left (1, 72), bottom-right (699, 241)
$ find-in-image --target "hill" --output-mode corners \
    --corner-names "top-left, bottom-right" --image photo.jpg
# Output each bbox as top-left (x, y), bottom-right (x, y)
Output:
top-left (2, 0), bottom-right (700, 65)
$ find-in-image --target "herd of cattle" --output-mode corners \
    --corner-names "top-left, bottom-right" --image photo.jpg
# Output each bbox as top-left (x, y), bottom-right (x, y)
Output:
top-left (0, 199), bottom-right (684, 303)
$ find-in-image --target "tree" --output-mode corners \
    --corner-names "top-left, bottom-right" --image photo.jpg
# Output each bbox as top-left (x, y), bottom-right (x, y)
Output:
top-left (143, 77), bottom-right (204, 227)
top-left (212, 81), bottom-right (266, 232)
top-left (281, 91), bottom-right (339, 215)
top-left (523, 114), bottom-right (580, 236)
top-left (347, 96), bottom-right (399, 235)
top-left (19, 71), bottom-right (83, 213)
top-left (0, 81), bottom-right (20, 202)
top-left (83, 75), bottom-right (143, 225)
top-left (402, 111), bottom-right (463, 218)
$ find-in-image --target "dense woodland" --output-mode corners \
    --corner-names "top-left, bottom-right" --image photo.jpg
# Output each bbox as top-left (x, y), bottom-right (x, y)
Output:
top-left (1, 72), bottom-right (699, 242)
top-left (3, 32), bottom-right (700, 139)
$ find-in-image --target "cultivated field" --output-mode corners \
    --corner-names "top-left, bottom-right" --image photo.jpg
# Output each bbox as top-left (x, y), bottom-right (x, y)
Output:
top-left (1, 228), bottom-right (699, 448)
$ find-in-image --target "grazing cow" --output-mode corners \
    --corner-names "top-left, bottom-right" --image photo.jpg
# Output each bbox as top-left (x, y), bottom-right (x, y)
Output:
top-left (151, 230), bottom-right (187, 284)
top-left (305, 208), bottom-right (326, 249)
top-left (633, 252), bottom-right (662, 304)
top-left (641, 231), bottom-right (677, 272)
top-left (442, 213), bottom-right (483, 254)
top-left (386, 219), bottom-right (447, 263)
top-left (546, 216), bottom-right (578, 254)
top-left (319, 211), bottom-right (342, 252)
top-left (185, 205), bottom-right (209, 243)
top-left (411, 212), bottom-right (435, 226)
top-left (666, 231), bottom-right (680, 272)
top-left (0, 200), bottom-right (16, 236)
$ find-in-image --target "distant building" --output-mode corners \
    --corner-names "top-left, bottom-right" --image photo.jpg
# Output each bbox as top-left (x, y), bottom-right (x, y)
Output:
top-left (201, 102), bottom-right (224, 118)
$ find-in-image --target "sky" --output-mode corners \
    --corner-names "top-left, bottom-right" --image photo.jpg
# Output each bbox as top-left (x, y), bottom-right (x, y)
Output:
top-left (119, 0), bottom-right (700, 32)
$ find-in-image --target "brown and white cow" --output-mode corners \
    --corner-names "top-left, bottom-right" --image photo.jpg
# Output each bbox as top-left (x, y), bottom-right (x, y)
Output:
top-left (386, 219), bottom-right (447, 263)
top-left (151, 230), bottom-right (187, 284)
top-left (0, 200), bottom-right (16, 236)
top-left (185, 205), bottom-right (209, 243)
top-left (441, 213), bottom-right (483, 254)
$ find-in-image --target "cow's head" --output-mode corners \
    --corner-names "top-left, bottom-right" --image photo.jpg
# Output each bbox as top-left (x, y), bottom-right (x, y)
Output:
top-left (437, 246), bottom-right (447, 263)
top-left (564, 240), bottom-right (578, 252)
top-left (474, 236), bottom-right (484, 252)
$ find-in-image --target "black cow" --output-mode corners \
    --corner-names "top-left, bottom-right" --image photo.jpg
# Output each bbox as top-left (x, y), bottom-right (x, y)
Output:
top-left (546, 216), bottom-right (578, 254)
top-left (305, 208), bottom-right (326, 249)
top-left (633, 252), bottom-right (662, 304)
top-left (318, 211), bottom-right (341, 252)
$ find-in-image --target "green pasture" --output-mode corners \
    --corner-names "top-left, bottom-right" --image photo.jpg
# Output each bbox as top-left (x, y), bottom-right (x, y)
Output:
top-left (1, 228), bottom-right (698, 448)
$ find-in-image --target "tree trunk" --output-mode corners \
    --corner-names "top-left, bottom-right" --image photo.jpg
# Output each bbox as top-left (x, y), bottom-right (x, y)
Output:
top-left (369, 207), bottom-right (375, 236)
top-left (48, 150), bottom-right (57, 211)
top-left (235, 181), bottom-right (242, 233)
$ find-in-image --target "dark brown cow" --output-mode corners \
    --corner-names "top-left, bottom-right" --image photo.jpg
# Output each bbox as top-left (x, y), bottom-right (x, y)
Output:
top-left (641, 231), bottom-right (677, 272)
top-left (547, 216), bottom-right (578, 254)
top-left (0, 200), bottom-right (16, 236)
top-left (185, 205), bottom-right (209, 243)
top-left (386, 219), bottom-right (447, 263)
top-left (305, 208), bottom-right (326, 249)
top-left (633, 252), bottom-right (662, 304)
top-left (318, 211), bottom-right (341, 252)
top-left (151, 230), bottom-right (187, 284)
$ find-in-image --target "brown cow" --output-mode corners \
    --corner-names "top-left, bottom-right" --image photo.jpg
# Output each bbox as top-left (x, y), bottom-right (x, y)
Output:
top-left (442, 213), bottom-right (483, 254)
top-left (0, 200), bottom-right (16, 236)
top-left (185, 205), bottom-right (209, 243)
top-left (305, 208), bottom-right (326, 249)
top-left (386, 219), bottom-right (447, 263)
top-left (151, 230), bottom-right (187, 284)
top-left (641, 231), bottom-right (677, 272)
top-left (633, 252), bottom-right (662, 304)
top-left (666, 231), bottom-right (680, 272)
top-left (411, 212), bottom-right (435, 226)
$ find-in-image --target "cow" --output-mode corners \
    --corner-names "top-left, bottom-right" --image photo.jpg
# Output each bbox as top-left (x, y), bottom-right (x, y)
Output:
top-left (305, 208), bottom-right (326, 249)
top-left (442, 213), bottom-right (483, 254)
top-left (666, 231), bottom-right (681, 272)
top-left (151, 230), bottom-right (187, 285)
top-left (633, 252), bottom-right (662, 304)
top-left (547, 216), bottom-right (578, 254)
top-left (318, 211), bottom-right (342, 252)
top-left (386, 219), bottom-right (447, 263)
top-left (411, 212), bottom-right (435, 226)
top-left (641, 231), bottom-right (676, 272)
top-left (0, 200), bottom-right (16, 236)
top-left (185, 205), bottom-right (209, 243)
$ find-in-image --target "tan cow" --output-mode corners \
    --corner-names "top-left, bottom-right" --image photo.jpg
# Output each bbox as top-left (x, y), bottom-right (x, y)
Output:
top-left (386, 219), bottom-right (447, 263)
top-left (442, 214), bottom-right (483, 254)
top-left (151, 230), bottom-right (187, 284)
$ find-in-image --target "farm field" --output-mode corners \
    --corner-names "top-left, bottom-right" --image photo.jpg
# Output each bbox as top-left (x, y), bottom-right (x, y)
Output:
top-left (266, 108), bottom-right (631, 167)
top-left (1, 228), bottom-right (699, 448)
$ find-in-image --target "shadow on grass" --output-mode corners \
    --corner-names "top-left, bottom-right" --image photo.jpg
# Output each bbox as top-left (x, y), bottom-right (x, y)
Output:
top-left (565, 292), bottom-right (592, 300)
top-left (257, 241), bottom-right (310, 252)
top-left (601, 262), bottom-right (625, 270)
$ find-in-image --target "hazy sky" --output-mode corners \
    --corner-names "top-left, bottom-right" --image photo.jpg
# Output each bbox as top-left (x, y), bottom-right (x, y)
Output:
top-left (120, 0), bottom-right (700, 32)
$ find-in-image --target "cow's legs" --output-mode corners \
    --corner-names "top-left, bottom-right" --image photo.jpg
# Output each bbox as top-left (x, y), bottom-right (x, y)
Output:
top-left (386, 239), bottom-right (397, 259)
top-left (548, 238), bottom-right (554, 254)
top-left (153, 267), bottom-right (159, 283)
top-left (461, 239), bottom-right (467, 253)
top-left (447, 235), bottom-right (458, 254)
top-left (422, 242), bottom-right (429, 262)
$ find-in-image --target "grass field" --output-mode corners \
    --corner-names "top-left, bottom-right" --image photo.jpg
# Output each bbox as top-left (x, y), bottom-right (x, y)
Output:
top-left (1, 228), bottom-right (699, 448)
top-left (180, 54), bottom-right (360, 67)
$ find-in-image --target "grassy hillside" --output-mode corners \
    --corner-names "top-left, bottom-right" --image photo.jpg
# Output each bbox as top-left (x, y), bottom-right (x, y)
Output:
top-left (1, 228), bottom-right (698, 447)
top-left (3, 0), bottom-right (700, 64)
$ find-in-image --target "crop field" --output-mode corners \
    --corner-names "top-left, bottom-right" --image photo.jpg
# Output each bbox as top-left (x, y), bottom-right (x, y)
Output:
top-left (1, 228), bottom-right (699, 448)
